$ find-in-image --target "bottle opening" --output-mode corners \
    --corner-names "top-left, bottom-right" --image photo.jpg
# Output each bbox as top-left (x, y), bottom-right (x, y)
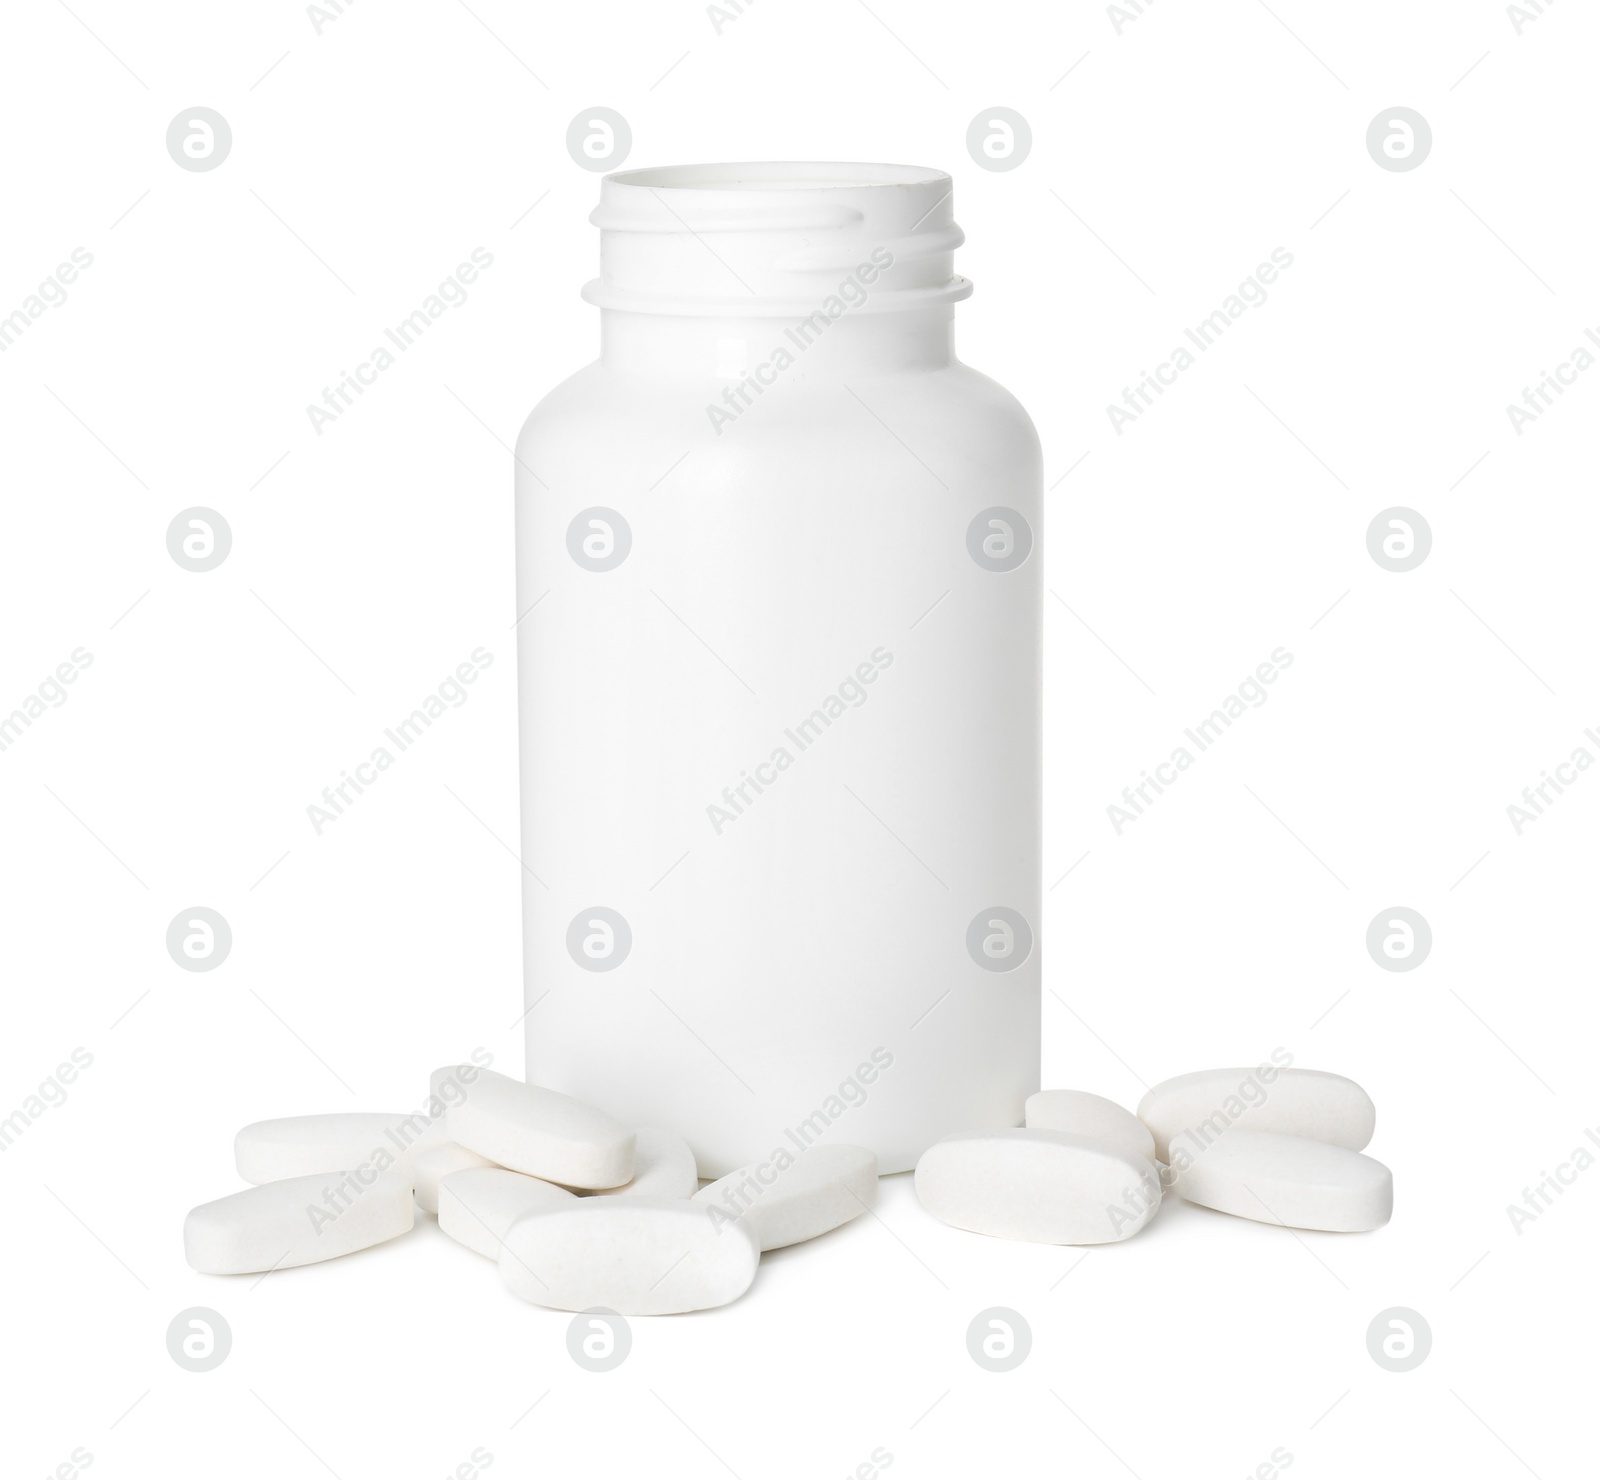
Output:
top-left (585, 160), bottom-right (969, 317)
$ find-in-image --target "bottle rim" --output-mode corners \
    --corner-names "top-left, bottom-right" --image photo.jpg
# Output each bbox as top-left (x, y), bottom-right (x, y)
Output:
top-left (603, 161), bottom-right (950, 193)
top-left (584, 160), bottom-right (968, 316)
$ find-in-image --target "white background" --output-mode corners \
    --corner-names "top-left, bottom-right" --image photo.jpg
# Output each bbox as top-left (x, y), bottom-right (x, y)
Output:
top-left (3, 1), bottom-right (1596, 1476)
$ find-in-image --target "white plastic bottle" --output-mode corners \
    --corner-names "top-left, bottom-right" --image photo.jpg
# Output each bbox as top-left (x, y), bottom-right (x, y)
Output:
top-left (515, 162), bottom-right (1040, 1176)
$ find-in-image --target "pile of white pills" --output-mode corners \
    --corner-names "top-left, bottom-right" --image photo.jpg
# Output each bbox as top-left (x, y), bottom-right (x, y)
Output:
top-left (183, 1061), bottom-right (1389, 1311)
top-left (915, 1065), bottom-right (1390, 1244)
top-left (183, 1065), bottom-right (878, 1314)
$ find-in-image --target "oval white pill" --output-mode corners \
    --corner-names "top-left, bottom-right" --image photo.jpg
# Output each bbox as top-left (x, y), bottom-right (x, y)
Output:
top-left (438, 1167), bottom-right (577, 1258)
top-left (498, 1198), bottom-right (760, 1315)
top-left (1138, 1066), bottom-right (1376, 1164)
top-left (915, 1129), bottom-right (1161, 1245)
top-left (446, 1068), bottom-right (635, 1190)
top-left (411, 1141), bottom-right (498, 1215)
top-left (184, 1167), bottom-right (414, 1273)
top-left (235, 1112), bottom-right (438, 1184)
top-left (1024, 1090), bottom-right (1157, 1165)
top-left (587, 1127), bottom-right (698, 1201)
top-left (1172, 1129), bottom-right (1392, 1232)
top-left (692, 1143), bottom-right (877, 1250)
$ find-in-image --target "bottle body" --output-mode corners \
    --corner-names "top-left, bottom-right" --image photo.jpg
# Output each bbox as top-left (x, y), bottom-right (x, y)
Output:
top-left (515, 165), bottom-right (1040, 1175)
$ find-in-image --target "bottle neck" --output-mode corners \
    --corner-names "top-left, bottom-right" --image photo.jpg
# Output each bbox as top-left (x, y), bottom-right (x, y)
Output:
top-left (599, 307), bottom-right (955, 378)
top-left (583, 162), bottom-right (969, 381)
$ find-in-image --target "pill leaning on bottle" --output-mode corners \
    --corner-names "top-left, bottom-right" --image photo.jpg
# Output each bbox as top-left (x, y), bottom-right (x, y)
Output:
top-left (445, 1068), bottom-right (635, 1189)
top-left (498, 1198), bottom-right (760, 1315)
top-left (1170, 1129), bottom-right (1393, 1232)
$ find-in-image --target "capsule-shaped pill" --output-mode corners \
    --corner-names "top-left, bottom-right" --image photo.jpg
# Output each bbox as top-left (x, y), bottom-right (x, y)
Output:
top-left (693, 1143), bottom-right (877, 1250)
top-left (1172, 1129), bottom-right (1392, 1232)
top-left (185, 1166), bottom-right (414, 1274)
top-left (915, 1129), bottom-right (1161, 1245)
top-left (446, 1069), bottom-right (634, 1190)
top-left (1138, 1067), bottom-right (1376, 1164)
top-left (498, 1198), bottom-right (759, 1314)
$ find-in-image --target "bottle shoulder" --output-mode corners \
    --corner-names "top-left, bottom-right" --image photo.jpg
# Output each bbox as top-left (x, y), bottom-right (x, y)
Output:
top-left (514, 361), bottom-right (605, 461)
top-left (938, 359), bottom-right (1042, 455)
top-left (516, 358), bottom-right (1040, 489)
